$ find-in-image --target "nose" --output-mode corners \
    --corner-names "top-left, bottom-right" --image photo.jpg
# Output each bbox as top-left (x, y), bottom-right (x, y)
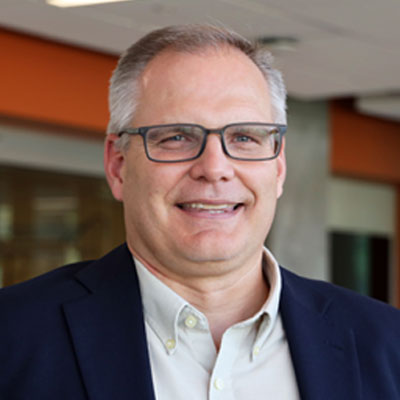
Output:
top-left (188, 134), bottom-right (235, 182)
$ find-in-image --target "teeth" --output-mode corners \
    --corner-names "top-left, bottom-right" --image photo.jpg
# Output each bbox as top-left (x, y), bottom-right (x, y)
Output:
top-left (181, 203), bottom-right (235, 210)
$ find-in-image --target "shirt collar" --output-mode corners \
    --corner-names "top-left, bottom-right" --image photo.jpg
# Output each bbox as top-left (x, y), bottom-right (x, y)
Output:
top-left (134, 247), bottom-right (282, 356)
top-left (250, 247), bottom-right (282, 359)
top-left (134, 259), bottom-right (188, 354)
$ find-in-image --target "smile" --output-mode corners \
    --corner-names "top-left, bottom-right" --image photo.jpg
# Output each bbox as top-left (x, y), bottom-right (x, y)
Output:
top-left (177, 202), bottom-right (243, 214)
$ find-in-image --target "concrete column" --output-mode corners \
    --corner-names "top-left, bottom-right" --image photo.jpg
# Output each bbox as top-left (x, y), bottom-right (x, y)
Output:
top-left (267, 99), bottom-right (329, 281)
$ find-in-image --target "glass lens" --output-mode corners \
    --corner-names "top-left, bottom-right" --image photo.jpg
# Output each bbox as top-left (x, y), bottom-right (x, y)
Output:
top-left (146, 125), bottom-right (203, 161)
top-left (224, 124), bottom-right (281, 159)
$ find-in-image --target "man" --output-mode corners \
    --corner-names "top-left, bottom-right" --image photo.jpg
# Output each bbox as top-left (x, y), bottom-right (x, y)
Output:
top-left (1, 25), bottom-right (399, 400)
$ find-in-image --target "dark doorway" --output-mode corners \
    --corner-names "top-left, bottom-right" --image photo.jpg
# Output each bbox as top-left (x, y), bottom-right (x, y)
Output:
top-left (330, 231), bottom-right (390, 303)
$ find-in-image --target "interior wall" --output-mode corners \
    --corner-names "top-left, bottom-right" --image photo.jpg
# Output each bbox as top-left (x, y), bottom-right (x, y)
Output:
top-left (0, 28), bottom-right (116, 133)
top-left (327, 177), bottom-right (396, 236)
top-left (268, 99), bottom-right (329, 281)
top-left (0, 120), bottom-right (104, 176)
top-left (331, 101), bottom-right (400, 182)
top-left (331, 101), bottom-right (400, 307)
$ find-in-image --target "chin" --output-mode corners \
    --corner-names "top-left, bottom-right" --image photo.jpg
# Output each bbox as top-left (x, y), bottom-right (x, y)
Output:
top-left (180, 236), bottom-right (243, 263)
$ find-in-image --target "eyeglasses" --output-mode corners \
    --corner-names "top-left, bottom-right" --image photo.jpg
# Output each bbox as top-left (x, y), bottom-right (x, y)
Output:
top-left (118, 122), bottom-right (286, 163)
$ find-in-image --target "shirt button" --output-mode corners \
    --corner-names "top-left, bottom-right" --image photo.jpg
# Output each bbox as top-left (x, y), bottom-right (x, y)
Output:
top-left (185, 315), bottom-right (198, 328)
top-left (214, 378), bottom-right (225, 391)
top-left (165, 339), bottom-right (176, 350)
top-left (253, 346), bottom-right (260, 356)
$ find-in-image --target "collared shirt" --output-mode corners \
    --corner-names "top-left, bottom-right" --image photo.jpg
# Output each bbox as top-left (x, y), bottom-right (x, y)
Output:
top-left (134, 248), bottom-right (300, 400)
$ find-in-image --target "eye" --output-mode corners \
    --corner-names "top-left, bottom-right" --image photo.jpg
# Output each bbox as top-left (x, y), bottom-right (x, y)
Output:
top-left (160, 134), bottom-right (187, 143)
top-left (233, 134), bottom-right (256, 143)
top-left (147, 127), bottom-right (197, 145)
top-left (229, 130), bottom-right (263, 145)
top-left (147, 126), bottom-right (202, 151)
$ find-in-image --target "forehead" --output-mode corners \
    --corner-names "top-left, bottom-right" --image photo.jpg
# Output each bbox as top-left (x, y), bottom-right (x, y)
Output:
top-left (133, 46), bottom-right (272, 126)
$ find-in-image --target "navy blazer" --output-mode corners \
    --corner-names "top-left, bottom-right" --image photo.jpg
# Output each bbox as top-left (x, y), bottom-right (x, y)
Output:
top-left (1, 244), bottom-right (399, 399)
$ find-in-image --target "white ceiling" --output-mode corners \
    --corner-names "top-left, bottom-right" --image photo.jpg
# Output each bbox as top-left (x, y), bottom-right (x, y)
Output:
top-left (1, 0), bottom-right (400, 119)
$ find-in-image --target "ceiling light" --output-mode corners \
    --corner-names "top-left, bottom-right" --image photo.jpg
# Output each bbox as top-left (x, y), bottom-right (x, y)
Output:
top-left (46, 0), bottom-right (130, 7)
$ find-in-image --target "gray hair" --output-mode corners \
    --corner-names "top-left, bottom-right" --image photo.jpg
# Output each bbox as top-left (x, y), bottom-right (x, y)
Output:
top-left (107, 24), bottom-right (287, 149)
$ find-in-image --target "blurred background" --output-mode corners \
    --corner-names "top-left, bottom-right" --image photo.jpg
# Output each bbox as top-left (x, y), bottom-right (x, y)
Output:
top-left (0, 0), bottom-right (399, 307)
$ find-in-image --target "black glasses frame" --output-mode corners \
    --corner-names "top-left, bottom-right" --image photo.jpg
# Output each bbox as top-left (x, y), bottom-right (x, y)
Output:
top-left (118, 122), bottom-right (287, 163)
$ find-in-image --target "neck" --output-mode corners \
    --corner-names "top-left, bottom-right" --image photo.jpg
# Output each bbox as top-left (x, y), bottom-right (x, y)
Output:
top-left (139, 253), bottom-right (269, 350)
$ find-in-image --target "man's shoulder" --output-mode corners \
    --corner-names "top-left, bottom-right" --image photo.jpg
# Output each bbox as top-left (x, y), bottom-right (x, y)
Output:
top-left (0, 259), bottom-right (97, 371)
top-left (281, 268), bottom-right (400, 398)
top-left (0, 243), bottom-right (131, 317)
top-left (0, 260), bottom-right (93, 316)
top-left (280, 266), bottom-right (400, 331)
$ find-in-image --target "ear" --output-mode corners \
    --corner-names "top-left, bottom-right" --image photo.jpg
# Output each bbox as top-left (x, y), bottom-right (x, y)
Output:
top-left (104, 134), bottom-right (125, 201)
top-left (276, 137), bottom-right (287, 199)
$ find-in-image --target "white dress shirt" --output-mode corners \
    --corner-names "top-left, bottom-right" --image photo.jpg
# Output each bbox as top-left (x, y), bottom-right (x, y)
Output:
top-left (134, 248), bottom-right (300, 400)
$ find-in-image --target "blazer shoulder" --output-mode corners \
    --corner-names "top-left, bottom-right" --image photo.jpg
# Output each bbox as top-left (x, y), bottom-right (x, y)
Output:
top-left (0, 243), bottom-right (131, 317)
top-left (280, 266), bottom-right (400, 330)
top-left (0, 260), bottom-right (93, 315)
top-left (281, 267), bottom-right (400, 398)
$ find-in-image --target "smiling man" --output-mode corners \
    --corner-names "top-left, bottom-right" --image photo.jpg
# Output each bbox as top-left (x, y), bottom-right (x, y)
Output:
top-left (1, 25), bottom-right (400, 400)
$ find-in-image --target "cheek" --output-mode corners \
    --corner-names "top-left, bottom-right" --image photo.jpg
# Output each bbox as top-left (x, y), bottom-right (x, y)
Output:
top-left (252, 170), bottom-right (280, 213)
top-left (259, 185), bottom-right (278, 209)
top-left (269, 161), bottom-right (284, 200)
top-left (121, 160), bottom-right (153, 214)
top-left (123, 162), bottom-right (186, 212)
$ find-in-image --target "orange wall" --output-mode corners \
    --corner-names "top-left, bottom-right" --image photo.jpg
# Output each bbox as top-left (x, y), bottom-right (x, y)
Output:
top-left (331, 101), bottom-right (400, 182)
top-left (0, 28), bottom-right (117, 133)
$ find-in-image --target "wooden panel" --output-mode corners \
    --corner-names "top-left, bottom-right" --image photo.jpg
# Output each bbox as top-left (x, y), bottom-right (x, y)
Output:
top-left (331, 101), bottom-right (400, 183)
top-left (0, 165), bottom-right (124, 287)
top-left (0, 28), bottom-right (117, 133)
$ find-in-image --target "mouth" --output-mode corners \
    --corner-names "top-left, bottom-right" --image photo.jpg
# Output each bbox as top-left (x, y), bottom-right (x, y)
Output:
top-left (176, 202), bottom-right (244, 214)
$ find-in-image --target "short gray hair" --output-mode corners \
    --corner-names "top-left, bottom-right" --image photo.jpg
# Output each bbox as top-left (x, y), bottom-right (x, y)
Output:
top-left (107, 24), bottom-right (287, 149)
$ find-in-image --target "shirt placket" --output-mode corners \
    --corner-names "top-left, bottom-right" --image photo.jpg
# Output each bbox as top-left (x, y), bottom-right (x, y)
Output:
top-left (208, 326), bottom-right (248, 400)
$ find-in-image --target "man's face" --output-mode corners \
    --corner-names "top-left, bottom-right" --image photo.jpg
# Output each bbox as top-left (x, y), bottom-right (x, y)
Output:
top-left (105, 47), bottom-right (286, 280)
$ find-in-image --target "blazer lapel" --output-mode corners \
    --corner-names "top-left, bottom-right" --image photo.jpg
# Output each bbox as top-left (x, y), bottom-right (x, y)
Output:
top-left (63, 245), bottom-right (156, 400)
top-left (280, 268), bottom-right (362, 400)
